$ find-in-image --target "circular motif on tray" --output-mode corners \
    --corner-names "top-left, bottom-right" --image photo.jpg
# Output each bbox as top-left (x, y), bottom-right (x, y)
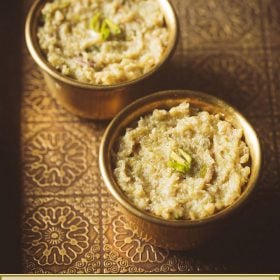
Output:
top-left (187, 0), bottom-right (258, 43)
top-left (23, 205), bottom-right (90, 266)
top-left (24, 129), bottom-right (88, 188)
top-left (192, 53), bottom-right (264, 110)
top-left (113, 215), bottom-right (169, 263)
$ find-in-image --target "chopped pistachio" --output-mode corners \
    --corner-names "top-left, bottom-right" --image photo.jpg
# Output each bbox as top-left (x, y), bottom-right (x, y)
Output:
top-left (170, 151), bottom-right (185, 165)
top-left (89, 12), bottom-right (122, 41)
top-left (100, 20), bottom-right (111, 41)
top-left (168, 149), bottom-right (192, 174)
top-left (168, 160), bottom-right (189, 173)
top-left (104, 18), bottom-right (121, 35)
top-left (90, 12), bottom-right (101, 32)
top-left (178, 148), bottom-right (192, 165)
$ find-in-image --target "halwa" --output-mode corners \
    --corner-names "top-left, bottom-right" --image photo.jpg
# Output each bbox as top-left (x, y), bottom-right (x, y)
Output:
top-left (113, 103), bottom-right (251, 220)
top-left (37, 0), bottom-right (169, 85)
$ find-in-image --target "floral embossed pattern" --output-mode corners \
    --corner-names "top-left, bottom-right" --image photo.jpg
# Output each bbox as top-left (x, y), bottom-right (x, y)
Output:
top-left (23, 205), bottom-right (90, 267)
top-left (21, 52), bottom-right (77, 122)
top-left (101, 197), bottom-right (228, 273)
top-left (188, 52), bottom-right (267, 115)
top-left (113, 215), bottom-right (169, 264)
top-left (184, 0), bottom-right (261, 48)
top-left (24, 129), bottom-right (88, 189)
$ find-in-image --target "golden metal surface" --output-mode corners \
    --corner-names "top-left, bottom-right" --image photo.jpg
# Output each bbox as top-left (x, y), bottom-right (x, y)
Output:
top-left (21, 0), bottom-right (280, 273)
top-left (25, 0), bottom-right (179, 119)
top-left (99, 90), bottom-right (261, 250)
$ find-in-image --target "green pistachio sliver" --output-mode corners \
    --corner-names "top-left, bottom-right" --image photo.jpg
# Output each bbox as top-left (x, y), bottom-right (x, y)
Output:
top-left (168, 160), bottom-right (188, 173)
top-left (100, 20), bottom-right (111, 41)
top-left (168, 149), bottom-right (192, 173)
top-left (90, 12), bottom-right (101, 32)
top-left (183, 160), bottom-right (191, 172)
top-left (104, 18), bottom-right (121, 35)
top-left (178, 148), bottom-right (192, 164)
top-left (168, 160), bottom-right (190, 173)
top-left (89, 12), bottom-right (122, 41)
top-left (170, 151), bottom-right (185, 165)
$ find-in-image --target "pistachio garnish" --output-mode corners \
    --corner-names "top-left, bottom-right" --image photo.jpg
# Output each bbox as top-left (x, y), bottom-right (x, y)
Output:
top-left (168, 149), bottom-right (192, 173)
top-left (89, 13), bottom-right (122, 41)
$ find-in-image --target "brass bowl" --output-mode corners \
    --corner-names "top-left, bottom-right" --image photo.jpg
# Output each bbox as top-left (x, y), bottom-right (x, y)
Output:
top-left (25, 0), bottom-right (179, 120)
top-left (99, 90), bottom-right (262, 250)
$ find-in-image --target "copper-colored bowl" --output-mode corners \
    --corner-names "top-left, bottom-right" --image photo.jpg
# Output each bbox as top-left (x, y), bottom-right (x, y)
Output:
top-left (99, 90), bottom-right (262, 250)
top-left (25, 0), bottom-right (179, 120)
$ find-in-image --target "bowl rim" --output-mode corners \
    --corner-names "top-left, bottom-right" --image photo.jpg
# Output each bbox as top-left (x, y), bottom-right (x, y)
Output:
top-left (25, 0), bottom-right (179, 91)
top-left (99, 89), bottom-right (262, 228)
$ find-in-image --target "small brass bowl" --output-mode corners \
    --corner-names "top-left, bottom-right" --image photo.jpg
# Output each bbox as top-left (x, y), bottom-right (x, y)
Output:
top-left (25, 0), bottom-right (179, 120)
top-left (99, 90), bottom-right (261, 250)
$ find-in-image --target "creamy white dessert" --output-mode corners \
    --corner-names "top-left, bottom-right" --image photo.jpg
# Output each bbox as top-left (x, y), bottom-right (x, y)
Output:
top-left (37, 0), bottom-right (169, 85)
top-left (113, 103), bottom-right (251, 220)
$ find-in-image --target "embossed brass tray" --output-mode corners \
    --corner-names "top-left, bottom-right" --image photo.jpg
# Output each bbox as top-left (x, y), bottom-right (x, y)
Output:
top-left (20, 0), bottom-right (280, 273)
top-left (100, 90), bottom-right (261, 250)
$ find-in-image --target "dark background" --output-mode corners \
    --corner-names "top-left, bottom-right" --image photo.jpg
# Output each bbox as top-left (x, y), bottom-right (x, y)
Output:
top-left (0, 0), bottom-right (22, 273)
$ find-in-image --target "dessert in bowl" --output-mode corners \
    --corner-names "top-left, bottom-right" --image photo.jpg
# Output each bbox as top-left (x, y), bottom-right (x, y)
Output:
top-left (25, 0), bottom-right (178, 119)
top-left (99, 90), bottom-right (261, 250)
